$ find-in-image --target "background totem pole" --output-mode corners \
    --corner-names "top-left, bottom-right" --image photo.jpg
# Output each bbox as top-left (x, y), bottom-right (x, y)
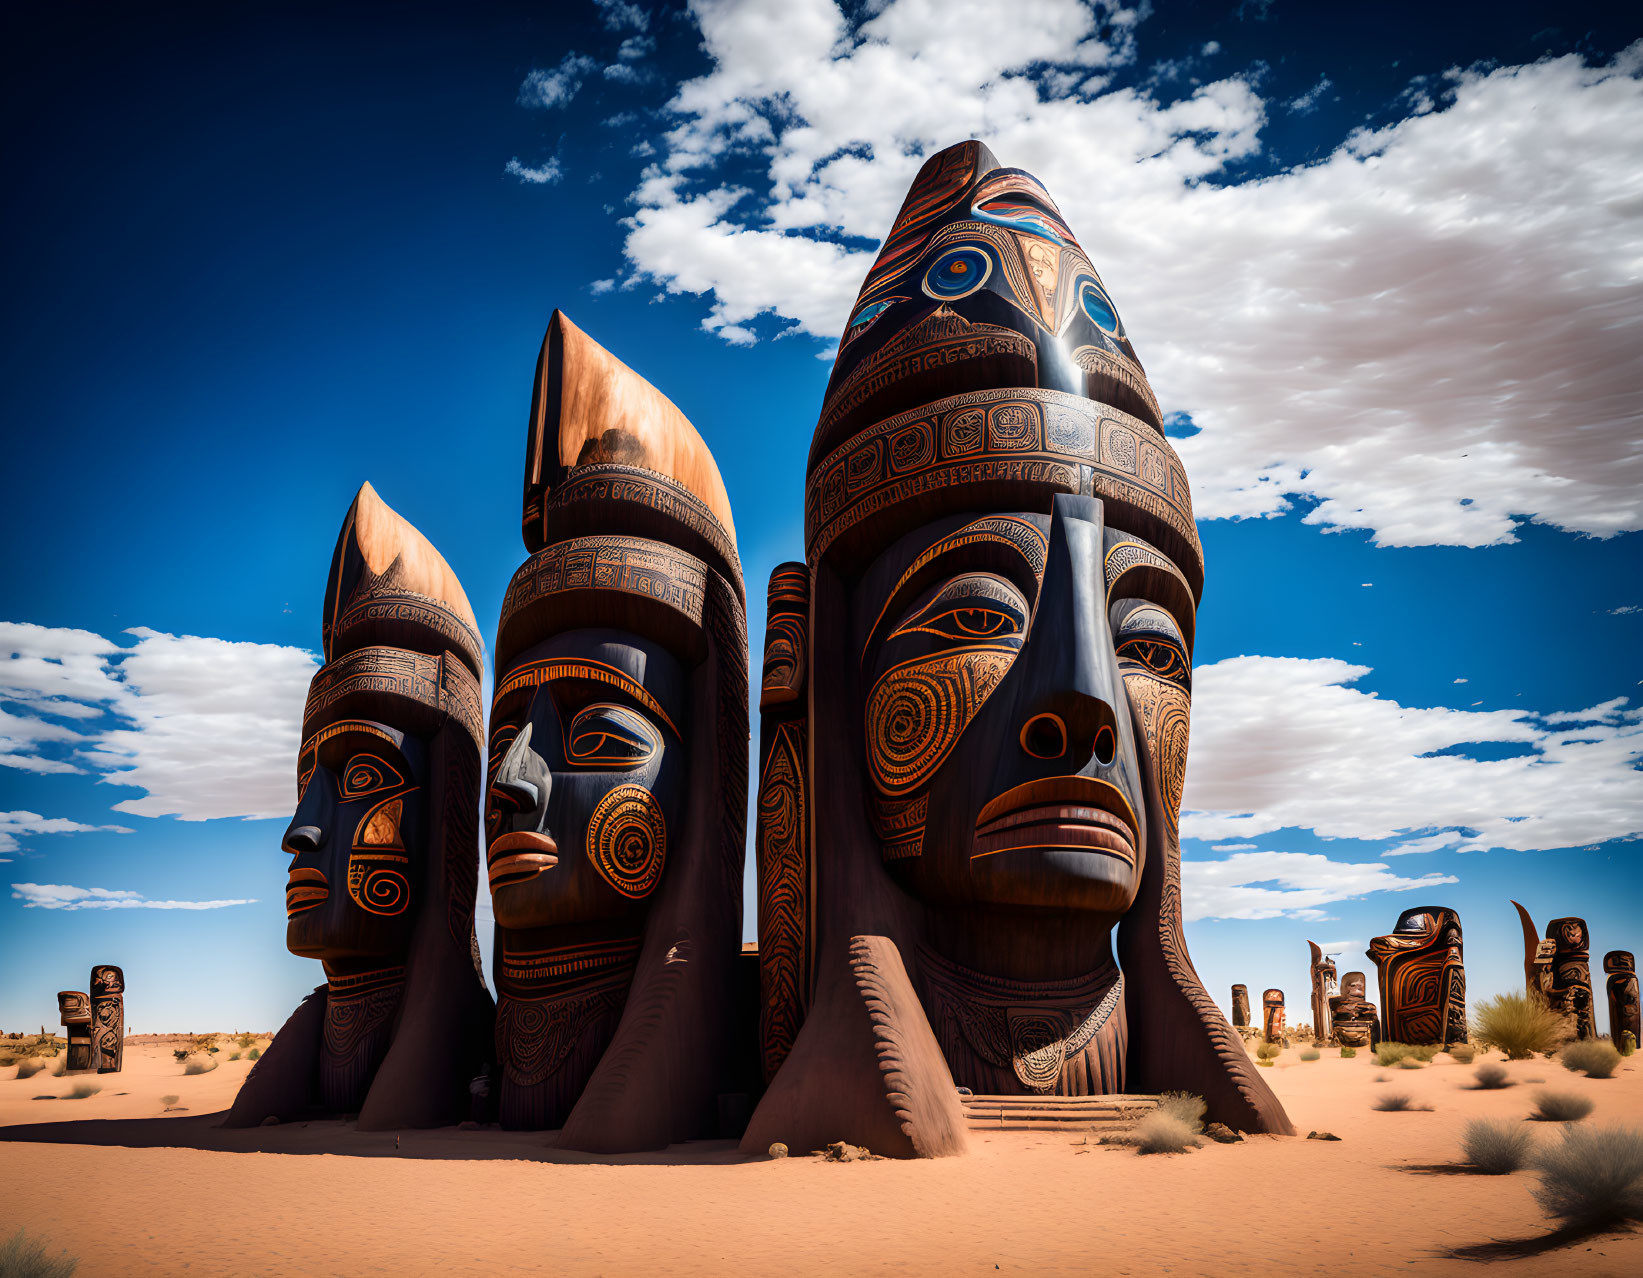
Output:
top-left (89, 965), bottom-right (123, 1073)
top-left (1367, 907), bottom-right (1467, 1046)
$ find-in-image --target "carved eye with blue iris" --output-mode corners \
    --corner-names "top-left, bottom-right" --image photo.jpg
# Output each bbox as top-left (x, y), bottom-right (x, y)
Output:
top-left (1079, 279), bottom-right (1123, 335)
top-left (848, 300), bottom-right (892, 330)
top-left (923, 247), bottom-right (992, 300)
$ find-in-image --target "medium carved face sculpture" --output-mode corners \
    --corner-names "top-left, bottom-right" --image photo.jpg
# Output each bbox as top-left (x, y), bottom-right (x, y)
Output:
top-left (1342, 971), bottom-right (1368, 1000)
top-left (284, 720), bottom-right (426, 960)
top-left (853, 494), bottom-right (1192, 917)
top-left (485, 629), bottom-right (688, 930)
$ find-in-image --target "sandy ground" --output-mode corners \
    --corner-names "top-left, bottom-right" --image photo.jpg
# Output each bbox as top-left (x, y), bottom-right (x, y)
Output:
top-left (3, 1040), bottom-right (1640, 1276)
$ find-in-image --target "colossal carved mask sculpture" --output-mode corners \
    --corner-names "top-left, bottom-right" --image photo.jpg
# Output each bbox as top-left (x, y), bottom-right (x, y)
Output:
top-left (57, 991), bottom-right (93, 1072)
top-left (1230, 984), bottom-right (1250, 1029)
top-left (486, 312), bottom-right (747, 1149)
top-left (1262, 989), bottom-right (1285, 1045)
top-left (1308, 941), bottom-right (1339, 1044)
top-left (1511, 902), bottom-right (1596, 1042)
top-left (745, 141), bottom-right (1291, 1156)
top-left (227, 484), bottom-right (493, 1129)
top-left (89, 965), bottom-right (123, 1073)
top-left (1329, 971), bottom-right (1378, 1049)
top-left (1367, 907), bottom-right (1467, 1046)
top-left (1606, 952), bottom-right (1640, 1050)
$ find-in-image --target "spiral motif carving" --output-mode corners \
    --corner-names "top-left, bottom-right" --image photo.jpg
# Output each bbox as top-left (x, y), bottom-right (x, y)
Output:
top-left (586, 784), bottom-right (667, 898)
top-left (348, 857), bottom-right (410, 916)
top-left (866, 648), bottom-right (1014, 795)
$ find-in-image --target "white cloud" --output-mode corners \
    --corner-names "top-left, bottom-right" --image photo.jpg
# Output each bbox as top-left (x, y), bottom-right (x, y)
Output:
top-left (1313, 939), bottom-right (1363, 957)
top-left (0, 811), bottom-right (132, 859)
top-left (1287, 73), bottom-right (1332, 113)
top-left (595, 0), bottom-right (650, 33)
top-left (506, 156), bottom-right (565, 185)
top-left (1182, 656), bottom-right (1643, 853)
top-left (2, 623), bottom-right (317, 821)
top-left (1611, 604), bottom-right (1641, 616)
top-left (1202, 41), bottom-right (1221, 56)
top-left (11, 882), bottom-right (256, 911)
top-left (518, 53), bottom-right (600, 109)
top-left (612, 1), bottom-right (1643, 547)
top-left (604, 62), bottom-right (651, 85)
top-left (1182, 850), bottom-right (1457, 922)
top-left (1453, 677), bottom-right (1468, 684)
top-left (1210, 842), bottom-right (1257, 852)
top-left (618, 35), bottom-right (656, 61)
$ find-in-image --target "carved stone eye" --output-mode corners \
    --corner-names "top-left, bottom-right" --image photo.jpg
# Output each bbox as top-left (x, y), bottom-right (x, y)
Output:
top-left (339, 753), bottom-right (404, 799)
top-left (922, 246), bottom-right (992, 300)
top-left (890, 574), bottom-right (1027, 646)
top-left (567, 704), bottom-right (660, 769)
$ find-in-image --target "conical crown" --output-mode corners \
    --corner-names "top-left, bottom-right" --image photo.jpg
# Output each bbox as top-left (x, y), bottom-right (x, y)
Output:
top-left (804, 141), bottom-right (1200, 594)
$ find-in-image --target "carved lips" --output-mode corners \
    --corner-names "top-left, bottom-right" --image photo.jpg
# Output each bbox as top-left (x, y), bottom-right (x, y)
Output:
top-left (488, 830), bottom-right (560, 891)
top-left (285, 867), bottom-right (329, 917)
top-left (970, 776), bottom-right (1138, 866)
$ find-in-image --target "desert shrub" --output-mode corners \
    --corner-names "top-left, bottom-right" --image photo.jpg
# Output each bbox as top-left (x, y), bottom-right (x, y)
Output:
top-left (182, 1056), bottom-right (216, 1076)
top-left (1255, 1041), bottom-right (1282, 1060)
top-left (248, 1047), bottom-right (261, 1060)
top-left (15, 1057), bottom-right (47, 1080)
top-left (1473, 992), bottom-right (1563, 1060)
top-left (1531, 1090), bottom-right (1595, 1123)
top-left (1339, 1046), bottom-right (1357, 1058)
top-left (1473, 1062), bottom-right (1511, 1090)
top-left (1620, 1032), bottom-right (1637, 1058)
top-left (1560, 1039), bottom-right (1623, 1079)
top-left (1299, 1048), bottom-right (1320, 1061)
top-left (1375, 1041), bottom-right (1414, 1066)
top-left (228, 1052), bottom-right (241, 1061)
top-left (237, 1032), bottom-right (254, 1049)
top-left (1397, 1056), bottom-right (1425, 1070)
top-left (65, 1082), bottom-right (100, 1099)
top-left (1530, 1124), bottom-right (1643, 1229)
top-left (0, 1227), bottom-right (78, 1278)
top-left (1134, 1111), bottom-right (1201, 1154)
top-left (173, 1049), bottom-right (189, 1062)
top-left (1447, 1043), bottom-right (1476, 1064)
top-left (1410, 1044), bottom-right (1440, 1062)
top-left (1373, 1092), bottom-right (1428, 1112)
top-left (1462, 1118), bottom-right (1534, 1174)
top-left (161, 1094), bottom-right (179, 1107)
top-left (1156, 1092), bottom-right (1206, 1131)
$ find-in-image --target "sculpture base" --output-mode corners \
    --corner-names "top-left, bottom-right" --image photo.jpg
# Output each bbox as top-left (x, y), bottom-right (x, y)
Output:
top-left (960, 1092), bottom-right (1158, 1134)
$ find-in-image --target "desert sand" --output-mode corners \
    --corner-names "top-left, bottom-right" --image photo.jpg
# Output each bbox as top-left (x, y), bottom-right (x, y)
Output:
top-left (3, 1039), bottom-right (1640, 1276)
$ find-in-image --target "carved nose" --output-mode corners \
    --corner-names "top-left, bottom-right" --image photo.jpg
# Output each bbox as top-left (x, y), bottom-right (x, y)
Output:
top-left (283, 825), bottom-right (323, 855)
top-left (491, 776), bottom-right (541, 812)
top-left (490, 721), bottom-right (552, 821)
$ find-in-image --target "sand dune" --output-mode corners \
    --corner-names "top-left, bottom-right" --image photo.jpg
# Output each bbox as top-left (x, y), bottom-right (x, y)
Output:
top-left (3, 1040), bottom-right (1640, 1276)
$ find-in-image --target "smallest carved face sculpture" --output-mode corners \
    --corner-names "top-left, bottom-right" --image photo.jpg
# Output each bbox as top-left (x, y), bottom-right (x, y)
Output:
top-left (485, 630), bottom-right (688, 931)
top-left (284, 720), bottom-right (426, 961)
top-left (1559, 919), bottom-right (1588, 951)
top-left (1341, 971), bottom-right (1367, 1001)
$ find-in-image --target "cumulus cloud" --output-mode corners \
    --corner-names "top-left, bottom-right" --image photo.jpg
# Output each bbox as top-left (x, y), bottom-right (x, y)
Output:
top-left (1182, 656), bottom-right (1643, 852)
top-left (11, 882), bottom-right (256, 911)
top-left (1, 622), bottom-right (317, 821)
top-left (613, 0), bottom-right (1643, 547)
top-left (1287, 73), bottom-right (1331, 112)
top-left (595, 0), bottom-right (650, 32)
top-left (518, 53), bottom-right (599, 109)
top-left (506, 156), bottom-right (565, 185)
top-left (1182, 850), bottom-right (1456, 923)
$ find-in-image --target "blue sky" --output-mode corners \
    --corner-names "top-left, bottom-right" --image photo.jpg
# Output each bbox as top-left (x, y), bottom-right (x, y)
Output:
top-left (2, 0), bottom-right (1639, 1034)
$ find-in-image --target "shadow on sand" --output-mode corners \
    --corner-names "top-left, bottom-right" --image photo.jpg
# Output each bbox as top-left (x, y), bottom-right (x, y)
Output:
top-left (1443, 1221), bottom-right (1635, 1262)
top-left (0, 1112), bottom-right (753, 1166)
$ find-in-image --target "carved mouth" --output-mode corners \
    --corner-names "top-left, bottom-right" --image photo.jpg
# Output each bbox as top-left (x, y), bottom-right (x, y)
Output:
top-left (971, 776), bottom-right (1139, 866)
top-left (488, 831), bottom-right (559, 891)
top-left (285, 867), bottom-right (329, 917)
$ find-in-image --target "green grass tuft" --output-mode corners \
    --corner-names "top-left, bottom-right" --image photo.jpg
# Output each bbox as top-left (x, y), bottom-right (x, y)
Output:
top-left (1339, 1046), bottom-right (1357, 1058)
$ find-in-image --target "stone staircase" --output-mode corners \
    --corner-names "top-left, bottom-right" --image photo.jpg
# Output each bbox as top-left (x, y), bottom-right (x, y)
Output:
top-left (959, 1092), bottom-right (1159, 1133)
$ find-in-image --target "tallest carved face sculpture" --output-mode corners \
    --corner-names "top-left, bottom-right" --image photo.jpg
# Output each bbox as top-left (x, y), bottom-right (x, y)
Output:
top-left (747, 141), bottom-right (1290, 1157)
top-left (486, 312), bottom-right (747, 1149)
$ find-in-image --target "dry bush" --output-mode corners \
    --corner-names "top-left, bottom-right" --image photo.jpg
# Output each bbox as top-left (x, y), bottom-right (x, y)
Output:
top-left (14, 1057), bottom-right (48, 1080)
top-left (1447, 1043), bottom-right (1476, 1064)
top-left (1531, 1090), bottom-right (1595, 1123)
top-left (182, 1056), bottom-right (216, 1076)
top-left (1299, 1048), bottom-right (1320, 1061)
top-left (1620, 1032), bottom-right (1637, 1058)
top-left (1473, 992), bottom-right (1564, 1060)
top-left (236, 1032), bottom-right (254, 1049)
top-left (1560, 1039), bottom-right (1623, 1079)
top-left (1397, 1056), bottom-right (1426, 1070)
top-left (161, 1094), bottom-right (180, 1107)
top-left (1339, 1046), bottom-right (1357, 1058)
top-left (1531, 1124), bottom-right (1643, 1229)
top-left (65, 1082), bottom-right (100, 1100)
top-left (1255, 1041), bottom-right (1282, 1060)
top-left (1410, 1044), bottom-right (1440, 1062)
top-left (1375, 1041), bottom-right (1414, 1066)
top-left (1156, 1093), bottom-right (1206, 1131)
top-left (0, 1227), bottom-right (78, 1278)
top-left (228, 1052), bottom-right (241, 1061)
top-left (247, 1047), bottom-right (261, 1060)
top-left (1472, 1062), bottom-right (1511, 1090)
top-left (1373, 1092), bottom-right (1426, 1112)
top-left (1134, 1111), bottom-right (1201, 1154)
top-left (1462, 1118), bottom-right (1534, 1174)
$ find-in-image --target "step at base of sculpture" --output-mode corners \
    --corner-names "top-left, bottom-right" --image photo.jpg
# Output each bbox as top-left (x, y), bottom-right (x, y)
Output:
top-left (960, 1092), bottom-right (1159, 1132)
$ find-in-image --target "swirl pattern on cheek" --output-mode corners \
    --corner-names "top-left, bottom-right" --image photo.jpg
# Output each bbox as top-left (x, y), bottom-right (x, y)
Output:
top-left (587, 783), bottom-right (668, 898)
top-left (1123, 670), bottom-right (1191, 839)
top-left (866, 648), bottom-right (1015, 796)
top-left (348, 856), bottom-right (411, 916)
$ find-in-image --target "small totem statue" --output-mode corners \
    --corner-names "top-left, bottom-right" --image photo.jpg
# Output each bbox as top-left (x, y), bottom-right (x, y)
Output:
top-left (1308, 941), bottom-right (1339, 1044)
top-left (1546, 917), bottom-right (1596, 1041)
top-left (89, 965), bottom-right (124, 1073)
top-left (1262, 989), bottom-right (1286, 1044)
top-left (1367, 906), bottom-right (1467, 1046)
top-left (1329, 971), bottom-right (1378, 1049)
top-left (743, 139), bottom-right (1292, 1159)
top-left (1606, 952), bottom-right (1639, 1051)
top-left (1230, 984), bottom-right (1250, 1029)
top-left (226, 483), bottom-right (494, 1129)
top-left (57, 991), bottom-right (93, 1072)
top-left (486, 312), bottom-right (748, 1150)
